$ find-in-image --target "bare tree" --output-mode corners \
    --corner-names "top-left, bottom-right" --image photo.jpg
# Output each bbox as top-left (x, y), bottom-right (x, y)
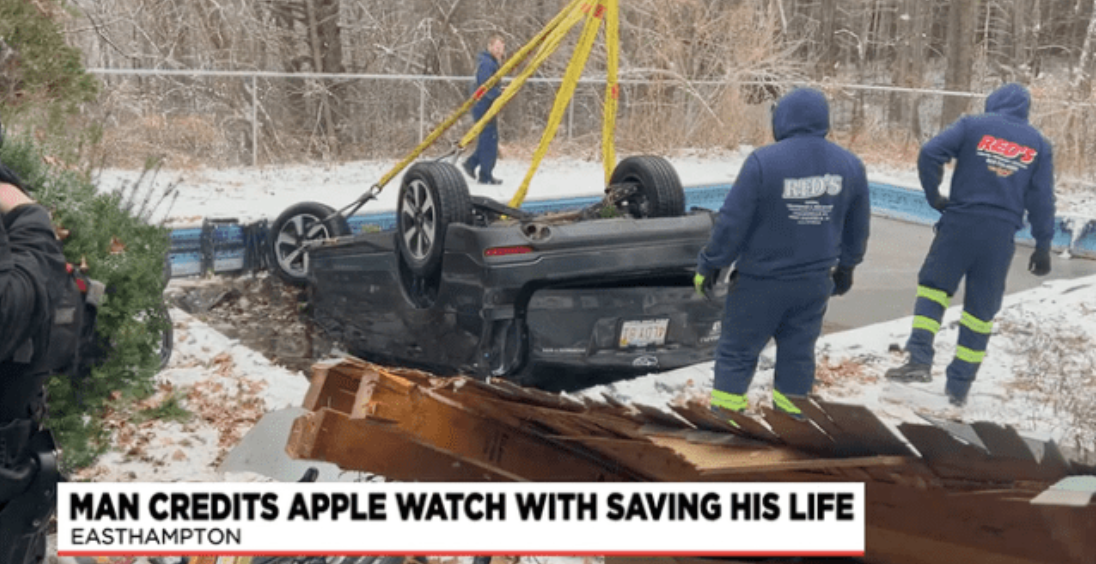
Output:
top-left (941, 0), bottom-right (977, 127)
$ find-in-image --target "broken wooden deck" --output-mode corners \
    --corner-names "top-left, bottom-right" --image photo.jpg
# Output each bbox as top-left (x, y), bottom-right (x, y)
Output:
top-left (286, 358), bottom-right (1096, 564)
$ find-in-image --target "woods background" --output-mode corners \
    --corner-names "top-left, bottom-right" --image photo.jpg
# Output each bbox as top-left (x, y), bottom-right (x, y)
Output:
top-left (44, 0), bottom-right (1096, 186)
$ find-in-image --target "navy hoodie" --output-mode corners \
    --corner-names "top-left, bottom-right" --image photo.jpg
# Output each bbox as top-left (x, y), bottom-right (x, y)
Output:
top-left (472, 50), bottom-right (502, 116)
top-left (918, 82), bottom-right (1055, 249)
top-left (697, 88), bottom-right (870, 279)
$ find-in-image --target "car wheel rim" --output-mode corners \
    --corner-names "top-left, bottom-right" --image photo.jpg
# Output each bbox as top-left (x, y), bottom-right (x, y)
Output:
top-left (275, 213), bottom-right (329, 276)
top-left (401, 179), bottom-right (437, 261)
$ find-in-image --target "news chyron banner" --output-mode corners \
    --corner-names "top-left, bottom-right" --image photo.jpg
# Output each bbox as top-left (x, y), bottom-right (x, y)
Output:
top-left (59, 482), bottom-right (864, 557)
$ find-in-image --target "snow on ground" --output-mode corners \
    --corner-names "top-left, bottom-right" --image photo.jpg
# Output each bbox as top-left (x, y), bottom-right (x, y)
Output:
top-left (72, 306), bottom-right (309, 483)
top-left (581, 274), bottom-right (1096, 460)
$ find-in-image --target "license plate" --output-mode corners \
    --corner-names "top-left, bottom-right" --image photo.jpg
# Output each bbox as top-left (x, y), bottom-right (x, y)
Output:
top-left (619, 318), bottom-right (669, 348)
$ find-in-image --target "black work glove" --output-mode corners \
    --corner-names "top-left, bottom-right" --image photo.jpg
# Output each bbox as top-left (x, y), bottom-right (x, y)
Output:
top-left (831, 265), bottom-right (854, 296)
top-left (1028, 248), bottom-right (1051, 276)
top-left (931, 195), bottom-right (949, 212)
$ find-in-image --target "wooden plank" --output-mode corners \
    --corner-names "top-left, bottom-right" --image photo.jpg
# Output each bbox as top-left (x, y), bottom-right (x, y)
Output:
top-left (631, 403), bottom-right (694, 429)
top-left (897, 423), bottom-right (1057, 483)
top-left (917, 414), bottom-right (989, 453)
top-left (697, 455), bottom-right (911, 478)
top-left (647, 436), bottom-right (810, 474)
top-left (815, 400), bottom-right (915, 457)
top-left (674, 400), bottom-right (782, 442)
top-left (340, 367), bottom-right (641, 481)
top-left (1040, 440), bottom-right (1074, 477)
top-left (971, 422), bottom-right (1036, 461)
top-left (286, 409), bottom-right (519, 481)
top-left (759, 406), bottom-right (837, 456)
top-left (561, 437), bottom-right (702, 481)
top-left (788, 396), bottom-right (846, 438)
top-left (865, 481), bottom-right (1096, 564)
top-left (301, 361), bottom-right (363, 413)
top-left (669, 403), bottom-right (744, 435)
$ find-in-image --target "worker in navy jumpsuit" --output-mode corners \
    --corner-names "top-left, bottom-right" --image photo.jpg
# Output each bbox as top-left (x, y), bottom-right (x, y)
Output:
top-left (462, 35), bottom-right (505, 185)
top-left (696, 88), bottom-right (871, 418)
top-left (885, 83), bottom-right (1055, 406)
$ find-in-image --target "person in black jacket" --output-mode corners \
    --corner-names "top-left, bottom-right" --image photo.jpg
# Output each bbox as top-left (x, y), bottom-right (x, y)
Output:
top-left (0, 176), bottom-right (66, 564)
top-left (696, 88), bottom-right (871, 420)
top-left (462, 35), bottom-right (506, 185)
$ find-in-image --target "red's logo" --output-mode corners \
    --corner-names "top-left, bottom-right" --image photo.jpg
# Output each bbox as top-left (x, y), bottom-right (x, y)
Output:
top-left (976, 135), bottom-right (1037, 164)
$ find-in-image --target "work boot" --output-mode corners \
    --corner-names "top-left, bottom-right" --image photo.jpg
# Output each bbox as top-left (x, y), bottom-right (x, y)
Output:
top-left (885, 361), bottom-right (932, 383)
top-left (946, 389), bottom-right (967, 407)
top-left (461, 160), bottom-right (477, 179)
top-left (479, 177), bottom-right (503, 185)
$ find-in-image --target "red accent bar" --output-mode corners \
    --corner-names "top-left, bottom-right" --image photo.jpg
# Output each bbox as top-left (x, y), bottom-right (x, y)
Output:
top-left (484, 245), bottom-right (534, 257)
top-left (473, 86), bottom-right (486, 100)
top-left (65, 263), bottom-right (74, 274)
top-left (75, 278), bottom-right (87, 293)
top-left (594, 4), bottom-right (606, 18)
top-left (61, 553), bottom-right (865, 558)
top-left (611, 84), bottom-right (620, 99)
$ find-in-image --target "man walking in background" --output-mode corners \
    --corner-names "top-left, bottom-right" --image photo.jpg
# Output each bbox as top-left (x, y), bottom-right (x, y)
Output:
top-left (885, 82), bottom-right (1056, 407)
top-left (463, 34), bottom-right (506, 186)
top-left (696, 88), bottom-right (871, 420)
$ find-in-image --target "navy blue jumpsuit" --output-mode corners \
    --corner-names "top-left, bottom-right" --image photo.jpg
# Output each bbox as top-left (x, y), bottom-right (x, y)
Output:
top-left (697, 88), bottom-right (871, 408)
top-left (907, 83), bottom-right (1055, 402)
top-left (464, 50), bottom-right (502, 183)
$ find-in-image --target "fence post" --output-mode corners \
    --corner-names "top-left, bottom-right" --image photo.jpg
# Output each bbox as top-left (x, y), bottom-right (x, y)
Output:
top-left (419, 80), bottom-right (426, 144)
top-left (568, 96), bottom-right (574, 140)
top-left (251, 75), bottom-right (258, 166)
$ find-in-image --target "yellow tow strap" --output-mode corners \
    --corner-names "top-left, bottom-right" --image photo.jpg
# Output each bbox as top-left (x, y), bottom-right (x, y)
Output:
top-left (374, 0), bottom-right (584, 192)
top-left (509, 0), bottom-right (607, 208)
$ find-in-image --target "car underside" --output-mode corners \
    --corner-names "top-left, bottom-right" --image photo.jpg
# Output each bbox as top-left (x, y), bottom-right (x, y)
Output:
top-left (270, 155), bottom-right (726, 390)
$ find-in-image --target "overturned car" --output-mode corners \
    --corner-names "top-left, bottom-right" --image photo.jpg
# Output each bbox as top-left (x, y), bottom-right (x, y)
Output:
top-left (268, 156), bottom-right (725, 390)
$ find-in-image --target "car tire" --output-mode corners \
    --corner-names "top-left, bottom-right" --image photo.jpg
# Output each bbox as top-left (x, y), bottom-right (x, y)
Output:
top-left (610, 155), bottom-right (685, 218)
top-left (269, 202), bottom-right (351, 286)
top-left (397, 161), bottom-right (473, 278)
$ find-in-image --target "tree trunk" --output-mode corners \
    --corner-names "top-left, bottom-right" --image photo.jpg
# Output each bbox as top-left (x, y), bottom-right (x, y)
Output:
top-left (908, 0), bottom-right (924, 141)
top-left (306, 0), bottom-right (340, 155)
top-left (941, 0), bottom-right (976, 128)
top-left (1074, 0), bottom-right (1096, 96)
top-left (819, 0), bottom-right (837, 78)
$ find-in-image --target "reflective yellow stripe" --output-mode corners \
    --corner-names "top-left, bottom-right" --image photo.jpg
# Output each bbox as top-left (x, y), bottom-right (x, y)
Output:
top-left (916, 285), bottom-right (951, 308)
top-left (960, 311), bottom-right (993, 334)
top-left (955, 346), bottom-right (986, 364)
top-left (711, 390), bottom-right (748, 412)
top-left (912, 315), bottom-right (941, 334)
top-left (772, 389), bottom-right (802, 415)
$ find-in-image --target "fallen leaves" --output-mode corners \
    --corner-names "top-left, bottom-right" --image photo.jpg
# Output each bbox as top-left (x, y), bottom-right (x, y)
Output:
top-left (815, 356), bottom-right (874, 389)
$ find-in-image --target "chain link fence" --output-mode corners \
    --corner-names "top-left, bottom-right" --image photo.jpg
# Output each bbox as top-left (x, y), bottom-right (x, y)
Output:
top-left (87, 69), bottom-right (1095, 183)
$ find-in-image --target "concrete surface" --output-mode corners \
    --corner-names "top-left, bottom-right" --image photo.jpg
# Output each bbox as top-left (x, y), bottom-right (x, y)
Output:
top-left (823, 216), bottom-right (1096, 333)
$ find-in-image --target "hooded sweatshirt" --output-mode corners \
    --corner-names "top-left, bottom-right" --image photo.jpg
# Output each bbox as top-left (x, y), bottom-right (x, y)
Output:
top-left (472, 50), bottom-right (502, 116)
top-left (918, 82), bottom-right (1055, 249)
top-left (697, 88), bottom-right (870, 279)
